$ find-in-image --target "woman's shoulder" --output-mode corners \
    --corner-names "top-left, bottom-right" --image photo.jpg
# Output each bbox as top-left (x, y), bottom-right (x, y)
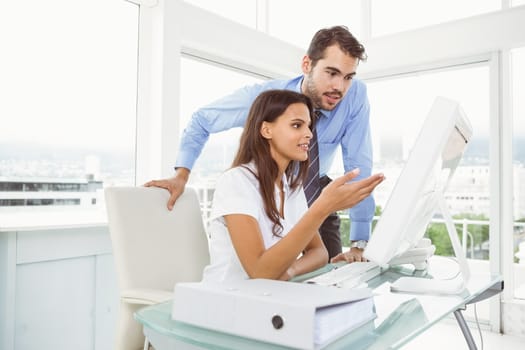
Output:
top-left (211, 164), bottom-right (262, 215)
top-left (219, 164), bottom-right (259, 187)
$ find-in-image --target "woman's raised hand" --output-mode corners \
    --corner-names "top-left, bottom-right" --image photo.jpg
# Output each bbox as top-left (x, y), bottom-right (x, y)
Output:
top-left (312, 169), bottom-right (385, 216)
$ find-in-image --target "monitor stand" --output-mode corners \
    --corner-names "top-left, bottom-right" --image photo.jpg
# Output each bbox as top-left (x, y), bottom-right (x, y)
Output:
top-left (390, 195), bottom-right (471, 295)
top-left (388, 238), bottom-right (436, 270)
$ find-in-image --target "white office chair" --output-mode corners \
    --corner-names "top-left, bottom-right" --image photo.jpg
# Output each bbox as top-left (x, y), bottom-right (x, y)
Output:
top-left (105, 186), bottom-right (210, 350)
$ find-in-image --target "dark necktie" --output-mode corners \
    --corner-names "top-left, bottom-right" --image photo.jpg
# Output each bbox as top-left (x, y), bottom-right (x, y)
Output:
top-left (304, 110), bottom-right (321, 207)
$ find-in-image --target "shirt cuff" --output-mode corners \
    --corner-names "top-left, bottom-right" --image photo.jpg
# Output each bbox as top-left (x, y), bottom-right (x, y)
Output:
top-left (349, 221), bottom-right (372, 241)
top-left (175, 150), bottom-right (197, 171)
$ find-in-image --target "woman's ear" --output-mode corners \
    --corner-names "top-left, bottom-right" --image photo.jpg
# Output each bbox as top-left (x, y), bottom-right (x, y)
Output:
top-left (260, 121), bottom-right (272, 139)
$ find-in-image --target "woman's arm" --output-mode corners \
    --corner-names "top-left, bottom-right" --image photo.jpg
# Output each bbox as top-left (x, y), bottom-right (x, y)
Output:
top-left (279, 233), bottom-right (328, 281)
top-left (225, 213), bottom-right (313, 280)
top-left (226, 169), bottom-right (384, 280)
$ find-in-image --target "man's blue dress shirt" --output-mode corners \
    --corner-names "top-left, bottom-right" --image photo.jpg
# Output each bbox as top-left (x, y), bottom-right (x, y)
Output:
top-left (175, 76), bottom-right (374, 241)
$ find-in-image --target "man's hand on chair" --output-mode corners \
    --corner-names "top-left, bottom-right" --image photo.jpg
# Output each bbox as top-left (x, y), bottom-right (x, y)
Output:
top-left (144, 168), bottom-right (190, 210)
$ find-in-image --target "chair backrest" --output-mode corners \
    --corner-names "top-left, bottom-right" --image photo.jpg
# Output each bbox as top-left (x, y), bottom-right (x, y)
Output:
top-left (105, 186), bottom-right (209, 293)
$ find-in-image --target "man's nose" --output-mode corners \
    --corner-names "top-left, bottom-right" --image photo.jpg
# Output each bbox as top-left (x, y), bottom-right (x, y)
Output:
top-left (332, 76), bottom-right (344, 91)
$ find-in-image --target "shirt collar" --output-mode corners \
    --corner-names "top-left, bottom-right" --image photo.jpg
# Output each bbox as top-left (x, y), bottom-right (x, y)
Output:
top-left (275, 170), bottom-right (291, 194)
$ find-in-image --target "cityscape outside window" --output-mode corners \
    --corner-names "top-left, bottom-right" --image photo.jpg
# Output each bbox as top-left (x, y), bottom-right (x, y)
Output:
top-left (0, 0), bottom-right (138, 210)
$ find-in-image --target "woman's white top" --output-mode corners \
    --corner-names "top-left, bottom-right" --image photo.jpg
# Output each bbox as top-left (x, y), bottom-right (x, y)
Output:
top-left (201, 163), bottom-right (307, 283)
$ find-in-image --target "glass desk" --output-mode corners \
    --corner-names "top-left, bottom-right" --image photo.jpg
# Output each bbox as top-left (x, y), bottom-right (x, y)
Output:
top-left (135, 258), bottom-right (503, 350)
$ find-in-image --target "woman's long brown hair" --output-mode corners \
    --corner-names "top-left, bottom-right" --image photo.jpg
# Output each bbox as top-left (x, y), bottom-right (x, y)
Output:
top-left (232, 89), bottom-right (314, 237)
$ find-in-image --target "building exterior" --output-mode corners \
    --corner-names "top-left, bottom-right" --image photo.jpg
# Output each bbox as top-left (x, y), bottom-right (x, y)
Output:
top-left (0, 176), bottom-right (103, 207)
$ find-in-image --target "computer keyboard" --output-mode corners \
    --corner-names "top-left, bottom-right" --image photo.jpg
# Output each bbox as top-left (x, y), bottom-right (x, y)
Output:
top-left (305, 261), bottom-right (381, 289)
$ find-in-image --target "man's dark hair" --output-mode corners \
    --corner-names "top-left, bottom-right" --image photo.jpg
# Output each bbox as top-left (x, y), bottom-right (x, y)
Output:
top-left (307, 25), bottom-right (367, 67)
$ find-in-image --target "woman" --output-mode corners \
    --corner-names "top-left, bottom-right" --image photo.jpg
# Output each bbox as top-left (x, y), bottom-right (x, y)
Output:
top-left (201, 90), bottom-right (384, 282)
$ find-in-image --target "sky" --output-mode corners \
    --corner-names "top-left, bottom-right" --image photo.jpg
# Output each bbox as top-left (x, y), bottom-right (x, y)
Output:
top-left (0, 0), bottom-right (138, 151)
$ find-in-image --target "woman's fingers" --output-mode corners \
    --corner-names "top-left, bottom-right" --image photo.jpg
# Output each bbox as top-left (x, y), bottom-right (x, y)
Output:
top-left (332, 168), bottom-right (360, 186)
top-left (342, 173), bottom-right (385, 206)
top-left (319, 171), bottom-right (385, 212)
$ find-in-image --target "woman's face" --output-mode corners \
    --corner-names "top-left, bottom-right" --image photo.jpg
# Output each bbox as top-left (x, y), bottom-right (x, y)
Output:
top-left (261, 102), bottom-right (313, 171)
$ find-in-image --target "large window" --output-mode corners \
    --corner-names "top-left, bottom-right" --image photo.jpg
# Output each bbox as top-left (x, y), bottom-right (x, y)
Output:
top-left (371, 0), bottom-right (500, 37)
top-left (365, 63), bottom-right (491, 319)
top-left (368, 64), bottom-right (490, 258)
top-left (511, 47), bottom-right (525, 299)
top-left (0, 0), bottom-right (138, 210)
top-left (179, 57), bottom-right (265, 218)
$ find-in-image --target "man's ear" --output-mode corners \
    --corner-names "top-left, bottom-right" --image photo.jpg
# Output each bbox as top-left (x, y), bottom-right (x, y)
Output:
top-left (301, 55), bottom-right (312, 74)
top-left (260, 121), bottom-right (272, 139)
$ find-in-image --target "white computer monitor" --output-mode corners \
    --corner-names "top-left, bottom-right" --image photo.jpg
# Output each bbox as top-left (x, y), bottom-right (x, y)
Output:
top-left (364, 96), bottom-right (473, 294)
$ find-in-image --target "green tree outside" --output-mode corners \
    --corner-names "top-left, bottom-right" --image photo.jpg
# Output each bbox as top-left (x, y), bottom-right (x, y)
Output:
top-left (338, 205), bottom-right (382, 248)
top-left (339, 206), bottom-right (490, 260)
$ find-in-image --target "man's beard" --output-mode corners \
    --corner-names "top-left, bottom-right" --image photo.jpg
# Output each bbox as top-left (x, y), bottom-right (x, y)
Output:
top-left (304, 73), bottom-right (340, 111)
top-left (304, 74), bottom-right (324, 110)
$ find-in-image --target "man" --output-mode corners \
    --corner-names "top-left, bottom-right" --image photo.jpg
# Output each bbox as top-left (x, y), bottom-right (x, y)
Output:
top-left (146, 25), bottom-right (374, 262)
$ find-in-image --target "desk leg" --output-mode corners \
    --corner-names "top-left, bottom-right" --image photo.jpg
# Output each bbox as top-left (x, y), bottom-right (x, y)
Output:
top-left (454, 309), bottom-right (478, 350)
